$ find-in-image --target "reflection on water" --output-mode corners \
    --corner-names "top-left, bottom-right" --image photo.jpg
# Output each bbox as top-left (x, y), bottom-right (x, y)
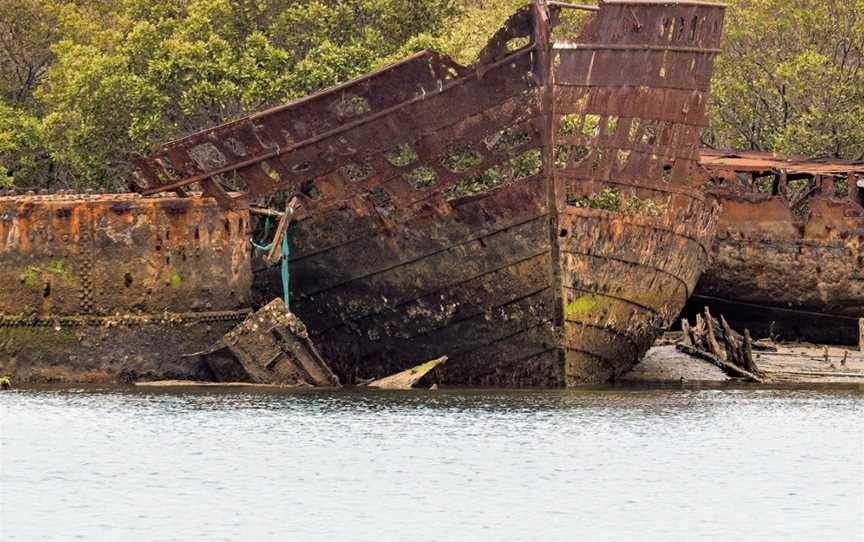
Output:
top-left (1, 386), bottom-right (862, 541)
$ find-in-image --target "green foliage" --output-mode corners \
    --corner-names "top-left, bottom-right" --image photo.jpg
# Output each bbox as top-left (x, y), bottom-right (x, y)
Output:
top-left (0, 0), bottom-right (58, 107)
top-left (708, 0), bottom-right (864, 159)
top-left (2, 0), bottom-right (456, 190)
top-left (385, 143), bottom-right (419, 167)
top-left (1, 0), bottom-right (861, 190)
top-left (444, 148), bottom-right (541, 199)
top-left (430, 0), bottom-right (526, 64)
top-left (404, 166), bottom-right (437, 189)
top-left (622, 195), bottom-right (667, 217)
top-left (442, 147), bottom-right (483, 173)
top-left (569, 186), bottom-right (620, 211)
top-left (568, 186), bottom-right (668, 216)
top-left (0, 102), bottom-right (51, 187)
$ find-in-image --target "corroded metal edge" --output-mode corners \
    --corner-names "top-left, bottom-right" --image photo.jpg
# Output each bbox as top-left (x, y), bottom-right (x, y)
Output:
top-left (0, 309), bottom-right (252, 328)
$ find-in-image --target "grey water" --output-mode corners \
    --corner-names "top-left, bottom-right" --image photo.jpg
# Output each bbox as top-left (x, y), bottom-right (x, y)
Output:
top-left (1, 386), bottom-right (862, 542)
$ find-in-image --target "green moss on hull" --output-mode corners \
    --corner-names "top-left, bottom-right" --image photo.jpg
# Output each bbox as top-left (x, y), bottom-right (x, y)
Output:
top-left (565, 294), bottom-right (603, 319)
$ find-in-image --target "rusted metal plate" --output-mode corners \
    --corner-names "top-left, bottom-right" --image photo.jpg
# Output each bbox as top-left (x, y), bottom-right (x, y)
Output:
top-left (552, 1), bottom-right (724, 383)
top-left (0, 193), bottom-right (251, 316)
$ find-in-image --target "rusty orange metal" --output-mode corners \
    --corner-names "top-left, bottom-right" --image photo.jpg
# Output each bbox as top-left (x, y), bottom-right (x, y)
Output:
top-left (0, 192), bottom-right (253, 383)
top-left (690, 149), bottom-right (864, 344)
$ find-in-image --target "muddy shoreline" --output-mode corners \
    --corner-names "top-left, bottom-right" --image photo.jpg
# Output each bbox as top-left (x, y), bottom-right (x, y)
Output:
top-left (623, 342), bottom-right (864, 386)
top-left (5, 338), bottom-right (862, 389)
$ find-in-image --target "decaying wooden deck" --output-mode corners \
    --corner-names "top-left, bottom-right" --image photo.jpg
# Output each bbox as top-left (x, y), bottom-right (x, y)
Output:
top-left (624, 339), bottom-right (864, 385)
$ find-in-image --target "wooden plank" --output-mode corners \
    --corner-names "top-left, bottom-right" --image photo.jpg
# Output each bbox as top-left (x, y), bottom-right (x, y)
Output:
top-left (266, 197), bottom-right (299, 265)
top-left (367, 356), bottom-right (447, 389)
top-left (677, 344), bottom-right (768, 383)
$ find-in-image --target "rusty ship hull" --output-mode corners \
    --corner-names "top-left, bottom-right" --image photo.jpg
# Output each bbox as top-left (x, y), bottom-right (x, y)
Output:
top-left (0, 193), bottom-right (252, 383)
top-left (688, 150), bottom-right (864, 344)
top-left (130, 0), bottom-right (726, 386)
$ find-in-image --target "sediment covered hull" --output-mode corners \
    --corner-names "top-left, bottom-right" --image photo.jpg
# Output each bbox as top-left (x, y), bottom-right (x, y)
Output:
top-left (132, 1), bottom-right (726, 386)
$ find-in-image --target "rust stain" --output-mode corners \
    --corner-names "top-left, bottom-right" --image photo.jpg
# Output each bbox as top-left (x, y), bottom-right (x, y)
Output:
top-left (0, 193), bottom-right (251, 317)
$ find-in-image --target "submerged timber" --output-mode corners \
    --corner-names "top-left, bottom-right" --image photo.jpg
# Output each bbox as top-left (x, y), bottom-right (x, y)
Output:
top-left (1, 1), bottom-right (726, 386)
top-left (688, 150), bottom-right (864, 345)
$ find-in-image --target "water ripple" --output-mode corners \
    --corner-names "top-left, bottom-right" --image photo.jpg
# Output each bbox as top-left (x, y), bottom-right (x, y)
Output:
top-left (1, 387), bottom-right (861, 541)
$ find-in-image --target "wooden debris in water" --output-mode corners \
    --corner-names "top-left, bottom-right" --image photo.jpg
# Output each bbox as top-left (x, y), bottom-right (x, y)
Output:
top-left (625, 342), bottom-right (864, 385)
top-left (755, 345), bottom-right (864, 383)
top-left (677, 307), bottom-right (769, 382)
top-left (366, 356), bottom-right (447, 390)
top-left (221, 298), bottom-right (340, 387)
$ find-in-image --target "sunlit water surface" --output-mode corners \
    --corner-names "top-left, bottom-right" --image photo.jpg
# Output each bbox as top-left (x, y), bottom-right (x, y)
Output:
top-left (1, 386), bottom-right (862, 541)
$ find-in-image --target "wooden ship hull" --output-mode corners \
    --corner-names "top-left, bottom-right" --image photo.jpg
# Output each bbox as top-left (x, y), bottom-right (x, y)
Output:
top-left (689, 150), bottom-right (864, 345)
top-left (134, 1), bottom-right (726, 386)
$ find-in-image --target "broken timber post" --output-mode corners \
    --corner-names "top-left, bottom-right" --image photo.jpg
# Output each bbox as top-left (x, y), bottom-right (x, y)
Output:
top-left (266, 196), bottom-right (299, 266)
top-left (677, 307), bottom-right (767, 381)
top-left (677, 344), bottom-right (767, 383)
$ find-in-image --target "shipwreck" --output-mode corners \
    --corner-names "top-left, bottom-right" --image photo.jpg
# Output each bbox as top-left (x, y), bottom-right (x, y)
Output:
top-left (690, 150), bottom-right (864, 345)
top-left (0, 0), bottom-right (727, 386)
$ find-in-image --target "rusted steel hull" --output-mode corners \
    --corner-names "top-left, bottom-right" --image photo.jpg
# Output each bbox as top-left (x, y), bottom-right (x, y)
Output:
top-left (134, 1), bottom-right (725, 386)
top-left (0, 193), bottom-right (250, 315)
top-left (559, 204), bottom-right (714, 382)
top-left (0, 193), bottom-right (252, 382)
top-left (692, 196), bottom-right (864, 344)
top-left (693, 151), bottom-right (864, 344)
top-left (552, 1), bottom-right (721, 382)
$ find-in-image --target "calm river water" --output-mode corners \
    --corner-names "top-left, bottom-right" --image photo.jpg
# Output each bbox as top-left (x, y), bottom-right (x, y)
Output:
top-left (1, 386), bottom-right (862, 541)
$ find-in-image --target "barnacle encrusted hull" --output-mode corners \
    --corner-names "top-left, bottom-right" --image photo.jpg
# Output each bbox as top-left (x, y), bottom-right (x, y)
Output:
top-left (134, 1), bottom-right (726, 386)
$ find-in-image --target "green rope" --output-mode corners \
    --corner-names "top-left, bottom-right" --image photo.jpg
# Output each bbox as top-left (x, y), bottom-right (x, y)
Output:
top-left (279, 227), bottom-right (290, 310)
top-left (251, 213), bottom-right (292, 309)
top-left (251, 216), bottom-right (273, 252)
